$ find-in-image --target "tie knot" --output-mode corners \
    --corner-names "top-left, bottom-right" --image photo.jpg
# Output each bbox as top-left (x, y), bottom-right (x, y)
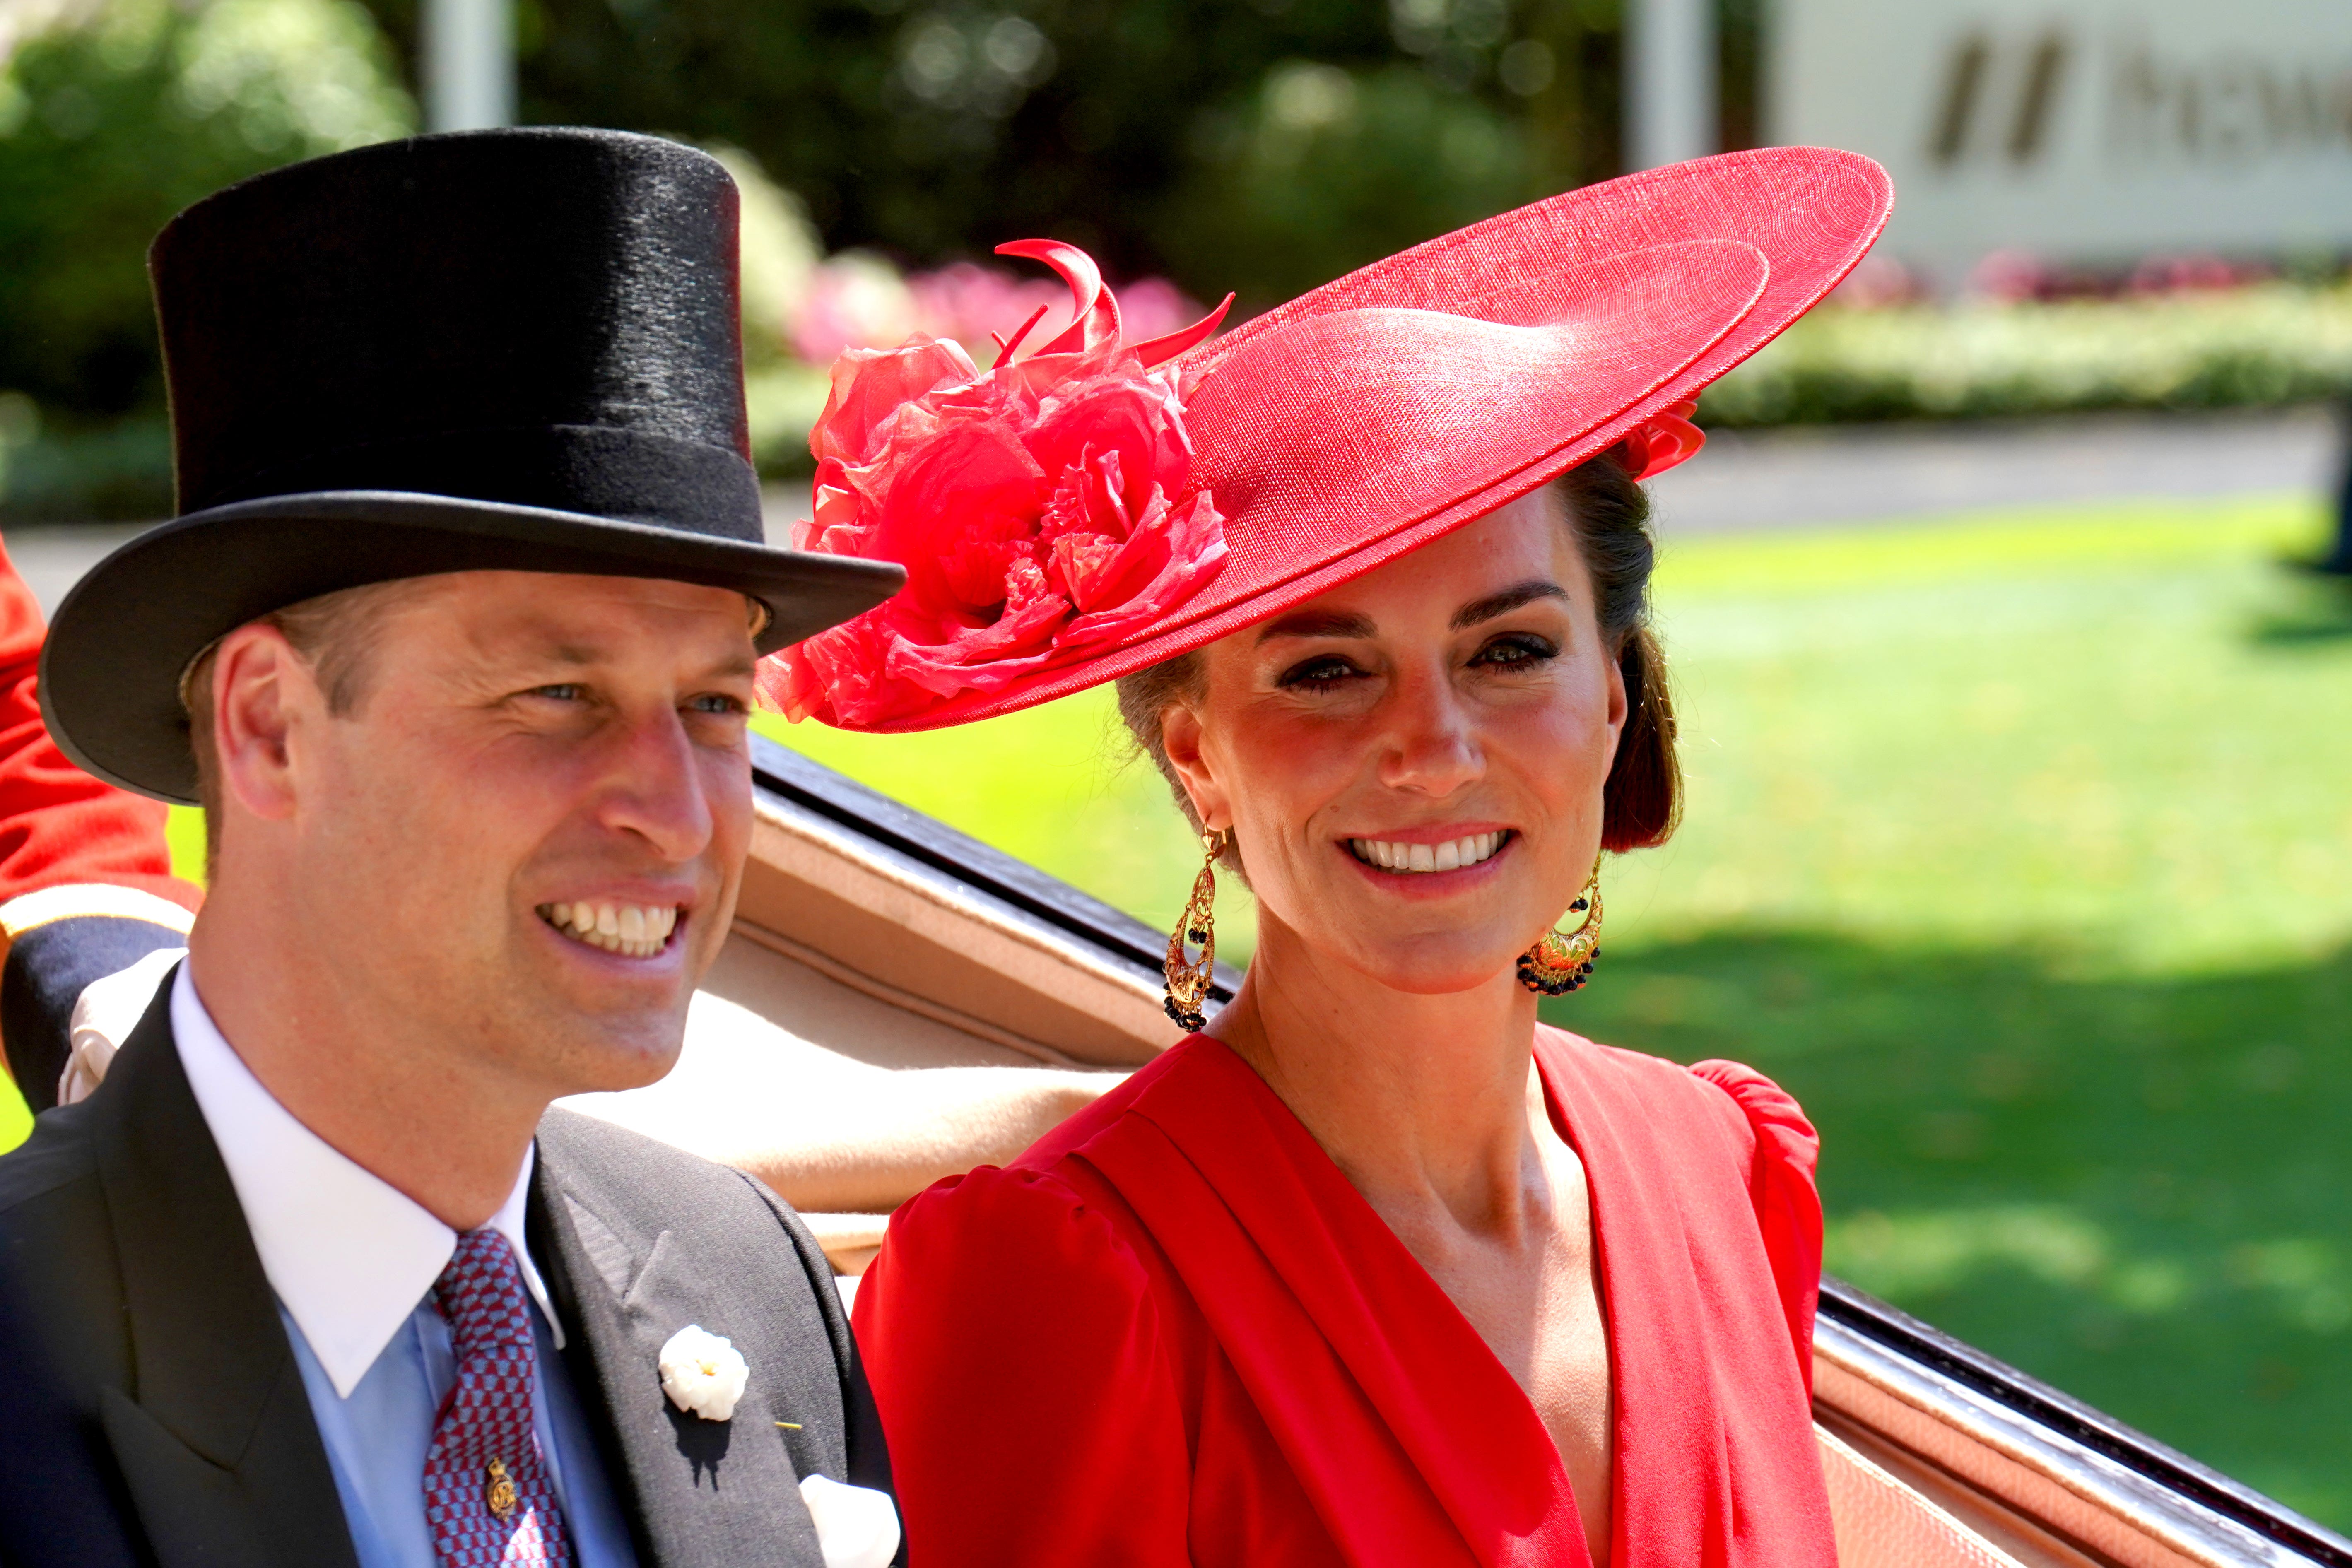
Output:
top-left (435, 1228), bottom-right (536, 1356)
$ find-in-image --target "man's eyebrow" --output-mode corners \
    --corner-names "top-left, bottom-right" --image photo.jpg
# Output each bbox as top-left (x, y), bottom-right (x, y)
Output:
top-left (706, 651), bottom-right (759, 682)
top-left (517, 643), bottom-right (758, 682)
top-left (1256, 609), bottom-right (1377, 644)
top-left (1451, 580), bottom-right (1568, 630)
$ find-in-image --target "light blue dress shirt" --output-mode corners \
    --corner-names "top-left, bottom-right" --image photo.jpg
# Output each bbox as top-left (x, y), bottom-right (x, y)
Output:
top-left (282, 1285), bottom-right (641, 1568)
top-left (162, 959), bottom-right (641, 1568)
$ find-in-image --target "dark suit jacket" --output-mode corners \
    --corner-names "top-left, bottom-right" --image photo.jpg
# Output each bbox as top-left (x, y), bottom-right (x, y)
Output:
top-left (0, 978), bottom-right (896, 1568)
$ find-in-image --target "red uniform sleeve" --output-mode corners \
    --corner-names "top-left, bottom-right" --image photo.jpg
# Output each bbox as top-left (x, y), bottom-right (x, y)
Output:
top-left (0, 535), bottom-right (198, 915)
top-left (853, 1165), bottom-right (1192, 1568)
top-left (0, 536), bottom-right (200, 1101)
top-left (1688, 1058), bottom-right (1824, 1394)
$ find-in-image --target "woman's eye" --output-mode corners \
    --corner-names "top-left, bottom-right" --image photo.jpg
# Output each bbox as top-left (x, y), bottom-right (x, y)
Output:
top-left (528, 683), bottom-right (587, 703)
top-left (1277, 655), bottom-right (1364, 692)
top-left (687, 693), bottom-right (747, 716)
top-left (1472, 634), bottom-right (1557, 670)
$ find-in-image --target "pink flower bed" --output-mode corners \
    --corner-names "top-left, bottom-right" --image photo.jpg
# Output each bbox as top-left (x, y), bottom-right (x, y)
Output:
top-left (792, 253), bottom-right (1212, 368)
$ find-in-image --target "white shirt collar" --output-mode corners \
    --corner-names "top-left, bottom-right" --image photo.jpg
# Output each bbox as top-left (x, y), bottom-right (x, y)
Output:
top-left (170, 962), bottom-right (562, 1398)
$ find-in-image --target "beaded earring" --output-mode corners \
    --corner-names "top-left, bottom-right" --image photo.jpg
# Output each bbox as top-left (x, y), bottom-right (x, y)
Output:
top-left (1518, 861), bottom-right (1603, 995)
top-left (1163, 827), bottom-right (1230, 1031)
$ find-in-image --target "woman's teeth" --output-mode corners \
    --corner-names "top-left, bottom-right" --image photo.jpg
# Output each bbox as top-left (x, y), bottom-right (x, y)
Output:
top-left (1349, 832), bottom-right (1507, 873)
top-left (538, 901), bottom-right (678, 959)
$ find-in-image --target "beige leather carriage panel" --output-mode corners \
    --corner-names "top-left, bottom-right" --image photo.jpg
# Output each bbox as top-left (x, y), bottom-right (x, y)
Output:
top-left (1817, 1423), bottom-right (2042, 1568)
top-left (698, 934), bottom-right (1052, 1071)
top-left (726, 797), bottom-right (1178, 1070)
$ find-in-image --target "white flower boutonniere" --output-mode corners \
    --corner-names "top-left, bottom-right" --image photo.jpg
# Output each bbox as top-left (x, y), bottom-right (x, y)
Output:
top-left (658, 1325), bottom-right (749, 1421)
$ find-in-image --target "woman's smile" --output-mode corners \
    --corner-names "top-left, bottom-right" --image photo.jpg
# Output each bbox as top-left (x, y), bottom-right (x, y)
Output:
top-left (1344, 826), bottom-right (1516, 876)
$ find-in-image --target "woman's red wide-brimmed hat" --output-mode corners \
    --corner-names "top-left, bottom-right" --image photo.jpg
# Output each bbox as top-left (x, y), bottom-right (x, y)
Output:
top-left (761, 147), bottom-right (1890, 732)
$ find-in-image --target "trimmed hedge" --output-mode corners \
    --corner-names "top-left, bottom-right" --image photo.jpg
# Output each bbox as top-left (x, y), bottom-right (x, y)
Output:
top-left (1699, 282), bottom-right (2352, 429)
top-left (0, 403), bottom-right (171, 523)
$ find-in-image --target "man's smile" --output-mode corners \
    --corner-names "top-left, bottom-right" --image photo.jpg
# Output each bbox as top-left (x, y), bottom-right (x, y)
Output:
top-left (536, 900), bottom-right (682, 959)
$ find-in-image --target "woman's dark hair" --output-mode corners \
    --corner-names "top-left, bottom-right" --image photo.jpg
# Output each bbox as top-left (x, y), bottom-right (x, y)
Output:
top-left (1114, 453), bottom-right (1681, 855)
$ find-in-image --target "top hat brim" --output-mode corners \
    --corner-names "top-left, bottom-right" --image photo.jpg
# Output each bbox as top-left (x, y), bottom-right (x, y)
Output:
top-left (41, 491), bottom-right (905, 804)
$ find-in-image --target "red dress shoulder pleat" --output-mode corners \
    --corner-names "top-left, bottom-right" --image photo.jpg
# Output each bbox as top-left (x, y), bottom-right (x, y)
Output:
top-left (1528, 1030), bottom-right (1834, 1566)
top-left (1686, 1056), bottom-right (1826, 1391)
top-left (854, 1029), bottom-right (1835, 1568)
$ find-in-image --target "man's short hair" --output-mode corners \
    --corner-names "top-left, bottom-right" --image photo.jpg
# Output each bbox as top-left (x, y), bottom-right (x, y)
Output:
top-left (181, 576), bottom-right (436, 874)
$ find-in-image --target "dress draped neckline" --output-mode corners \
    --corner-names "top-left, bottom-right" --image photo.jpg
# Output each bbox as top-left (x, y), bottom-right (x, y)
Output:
top-left (859, 1024), bottom-right (1832, 1568)
top-left (1075, 1032), bottom-right (1619, 1567)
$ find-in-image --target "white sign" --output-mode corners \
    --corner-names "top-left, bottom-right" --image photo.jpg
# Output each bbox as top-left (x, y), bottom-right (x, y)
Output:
top-left (1769, 0), bottom-right (2352, 281)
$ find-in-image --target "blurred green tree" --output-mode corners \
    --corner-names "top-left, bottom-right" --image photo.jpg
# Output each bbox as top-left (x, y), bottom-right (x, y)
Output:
top-left (359, 0), bottom-right (1628, 308)
top-left (0, 0), bottom-right (412, 413)
top-left (1163, 59), bottom-right (1531, 307)
top-left (0, 0), bottom-right (412, 513)
top-left (2, 0), bottom-right (1658, 508)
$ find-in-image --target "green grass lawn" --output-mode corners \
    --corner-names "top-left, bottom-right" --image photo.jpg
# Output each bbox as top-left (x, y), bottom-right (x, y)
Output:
top-left (5, 489), bottom-right (2346, 1524)
top-left (775, 491), bottom-right (2352, 1526)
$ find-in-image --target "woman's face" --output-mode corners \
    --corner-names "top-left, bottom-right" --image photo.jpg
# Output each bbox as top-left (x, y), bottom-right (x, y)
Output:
top-left (1162, 488), bottom-right (1627, 995)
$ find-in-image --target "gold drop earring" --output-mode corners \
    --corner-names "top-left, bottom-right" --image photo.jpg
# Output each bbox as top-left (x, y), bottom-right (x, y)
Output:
top-left (1518, 860), bottom-right (1603, 996)
top-left (1164, 826), bottom-right (1230, 1031)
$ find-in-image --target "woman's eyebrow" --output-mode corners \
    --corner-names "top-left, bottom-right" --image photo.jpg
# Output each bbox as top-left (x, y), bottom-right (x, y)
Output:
top-left (1452, 580), bottom-right (1568, 630)
top-left (1256, 608), bottom-right (1377, 643)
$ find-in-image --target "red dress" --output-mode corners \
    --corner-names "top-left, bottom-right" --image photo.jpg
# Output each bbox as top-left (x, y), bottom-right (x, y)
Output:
top-left (853, 1026), bottom-right (1836, 1568)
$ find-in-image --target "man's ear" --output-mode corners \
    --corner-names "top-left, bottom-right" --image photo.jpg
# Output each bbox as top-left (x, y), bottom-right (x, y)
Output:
top-left (1158, 703), bottom-right (1230, 835)
top-left (210, 623), bottom-right (316, 827)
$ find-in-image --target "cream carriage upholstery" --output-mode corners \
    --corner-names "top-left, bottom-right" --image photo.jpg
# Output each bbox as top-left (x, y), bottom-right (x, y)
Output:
top-left (563, 742), bottom-right (2350, 1568)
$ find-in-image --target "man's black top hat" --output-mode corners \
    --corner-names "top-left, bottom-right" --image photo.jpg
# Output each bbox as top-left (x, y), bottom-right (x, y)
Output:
top-left (40, 126), bottom-right (903, 804)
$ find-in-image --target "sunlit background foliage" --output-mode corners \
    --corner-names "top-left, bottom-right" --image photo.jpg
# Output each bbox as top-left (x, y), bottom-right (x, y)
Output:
top-left (0, 0), bottom-right (412, 515)
top-left (2, 0), bottom-right (2346, 519)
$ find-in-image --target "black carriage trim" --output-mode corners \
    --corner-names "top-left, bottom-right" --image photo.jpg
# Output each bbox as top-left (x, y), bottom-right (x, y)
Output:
top-left (752, 736), bottom-right (1243, 1007)
top-left (1821, 1279), bottom-right (2352, 1567)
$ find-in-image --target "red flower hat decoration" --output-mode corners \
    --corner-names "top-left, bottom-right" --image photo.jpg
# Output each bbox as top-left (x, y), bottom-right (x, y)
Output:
top-left (757, 241), bottom-right (1234, 727)
top-left (1617, 398), bottom-right (1705, 482)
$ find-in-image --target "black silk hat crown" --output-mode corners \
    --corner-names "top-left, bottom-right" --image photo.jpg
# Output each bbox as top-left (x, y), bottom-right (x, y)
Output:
top-left (39, 126), bottom-right (902, 804)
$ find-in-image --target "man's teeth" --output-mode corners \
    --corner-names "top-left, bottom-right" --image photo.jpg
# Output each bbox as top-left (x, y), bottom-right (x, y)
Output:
top-left (1348, 832), bottom-right (1507, 873)
top-left (539, 901), bottom-right (678, 958)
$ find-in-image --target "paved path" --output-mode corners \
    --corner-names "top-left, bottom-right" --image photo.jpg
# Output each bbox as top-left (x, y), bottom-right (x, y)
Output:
top-left (4, 408), bottom-right (2344, 618)
top-left (1646, 405), bottom-right (2342, 536)
top-left (3, 523), bottom-right (149, 622)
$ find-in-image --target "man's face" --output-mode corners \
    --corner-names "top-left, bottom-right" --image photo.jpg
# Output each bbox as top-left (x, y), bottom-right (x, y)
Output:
top-left (283, 571), bottom-right (759, 1101)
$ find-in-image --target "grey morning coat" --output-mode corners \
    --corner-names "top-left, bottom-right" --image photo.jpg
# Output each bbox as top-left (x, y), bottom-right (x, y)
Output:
top-left (0, 972), bottom-right (898, 1568)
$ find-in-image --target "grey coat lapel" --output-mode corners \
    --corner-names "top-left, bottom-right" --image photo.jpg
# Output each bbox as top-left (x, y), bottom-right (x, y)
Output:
top-left (531, 1111), bottom-right (842, 1568)
top-left (90, 983), bottom-right (359, 1568)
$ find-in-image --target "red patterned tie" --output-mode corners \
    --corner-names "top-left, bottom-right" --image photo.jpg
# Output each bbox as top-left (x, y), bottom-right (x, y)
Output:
top-left (421, 1229), bottom-right (573, 1567)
